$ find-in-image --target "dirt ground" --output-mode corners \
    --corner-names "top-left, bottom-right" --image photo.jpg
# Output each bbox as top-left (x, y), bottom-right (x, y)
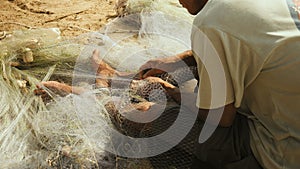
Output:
top-left (0, 0), bottom-right (119, 36)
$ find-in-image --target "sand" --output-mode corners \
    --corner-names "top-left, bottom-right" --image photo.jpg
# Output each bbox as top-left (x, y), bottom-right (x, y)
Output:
top-left (0, 0), bottom-right (118, 36)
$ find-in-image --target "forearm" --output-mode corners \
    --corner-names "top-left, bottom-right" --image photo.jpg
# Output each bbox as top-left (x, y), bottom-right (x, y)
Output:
top-left (139, 50), bottom-right (197, 79)
top-left (175, 50), bottom-right (197, 67)
top-left (161, 50), bottom-right (197, 68)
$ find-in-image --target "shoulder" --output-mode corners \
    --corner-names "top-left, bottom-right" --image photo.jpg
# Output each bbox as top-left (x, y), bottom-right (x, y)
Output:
top-left (193, 0), bottom-right (289, 29)
top-left (192, 0), bottom-right (294, 59)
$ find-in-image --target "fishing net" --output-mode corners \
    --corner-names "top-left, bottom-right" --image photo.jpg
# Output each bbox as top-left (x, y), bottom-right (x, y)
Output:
top-left (0, 28), bottom-right (111, 169)
top-left (0, 0), bottom-right (200, 168)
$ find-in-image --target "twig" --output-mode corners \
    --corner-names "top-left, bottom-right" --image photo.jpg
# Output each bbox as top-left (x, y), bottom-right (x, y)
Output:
top-left (44, 9), bottom-right (89, 23)
top-left (67, 25), bottom-right (92, 32)
top-left (105, 30), bottom-right (139, 34)
top-left (0, 22), bottom-right (35, 29)
top-left (97, 29), bottom-right (139, 34)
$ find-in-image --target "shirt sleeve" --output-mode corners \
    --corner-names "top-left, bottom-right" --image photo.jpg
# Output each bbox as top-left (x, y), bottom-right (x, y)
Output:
top-left (191, 27), bottom-right (263, 109)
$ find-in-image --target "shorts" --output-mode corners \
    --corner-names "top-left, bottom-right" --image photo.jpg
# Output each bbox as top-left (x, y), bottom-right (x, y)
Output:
top-left (191, 114), bottom-right (262, 169)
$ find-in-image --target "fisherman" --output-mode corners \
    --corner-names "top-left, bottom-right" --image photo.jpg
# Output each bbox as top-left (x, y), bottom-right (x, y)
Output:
top-left (139, 0), bottom-right (300, 168)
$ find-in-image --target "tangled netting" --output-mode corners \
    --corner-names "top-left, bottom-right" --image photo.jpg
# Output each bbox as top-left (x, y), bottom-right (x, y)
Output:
top-left (0, 0), bottom-right (201, 168)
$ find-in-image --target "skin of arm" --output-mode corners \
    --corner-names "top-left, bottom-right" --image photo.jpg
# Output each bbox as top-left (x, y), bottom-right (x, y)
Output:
top-left (139, 50), bottom-right (197, 79)
top-left (176, 50), bottom-right (197, 67)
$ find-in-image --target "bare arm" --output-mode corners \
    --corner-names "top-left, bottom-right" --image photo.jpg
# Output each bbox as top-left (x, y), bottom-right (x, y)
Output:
top-left (139, 50), bottom-right (197, 78)
top-left (175, 50), bottom-right (197, 67)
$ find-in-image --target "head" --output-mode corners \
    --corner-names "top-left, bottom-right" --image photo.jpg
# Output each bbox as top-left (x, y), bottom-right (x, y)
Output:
top-left (178, 0), bottom-right (208, 15)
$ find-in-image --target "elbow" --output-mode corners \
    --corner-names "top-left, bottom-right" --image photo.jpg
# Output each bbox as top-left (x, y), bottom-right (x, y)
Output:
top-left (198, 103), bottom-right (237, 127)
top-left (217, 103), bottom-right (237, 127)
top-left (219, 118), bottom-right (235, 127)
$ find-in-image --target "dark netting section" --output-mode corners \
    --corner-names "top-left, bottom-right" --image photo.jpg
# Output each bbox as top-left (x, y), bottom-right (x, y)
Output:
top-left (143, 105), bottom-right (202, 169)
top-left (107, 101), bottom-right (202, 169)
top-left (104, 66), bottom-right (200, 169)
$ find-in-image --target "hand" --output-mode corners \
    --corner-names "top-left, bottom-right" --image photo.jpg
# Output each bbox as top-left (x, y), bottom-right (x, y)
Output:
top-left (144, 77), bottom-right (176, 90)
top-left (144, 77), bottom-right (183, 104)
top-left (138, 57), bottom-right (179, 79)
top-left (138, 50), bottom-right (195, 79)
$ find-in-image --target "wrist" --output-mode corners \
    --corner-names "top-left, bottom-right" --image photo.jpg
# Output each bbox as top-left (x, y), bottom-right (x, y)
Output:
top-left (177, 50), bottom-right (193, 60)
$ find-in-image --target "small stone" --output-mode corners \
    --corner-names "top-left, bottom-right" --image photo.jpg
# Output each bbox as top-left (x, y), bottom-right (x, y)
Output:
top-left (61, 145), bottom-right (72, 157)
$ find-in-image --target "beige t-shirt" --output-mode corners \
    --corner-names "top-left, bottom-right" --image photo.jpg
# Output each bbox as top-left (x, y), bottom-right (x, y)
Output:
top-left (191, 0), bottom-right (300, 168)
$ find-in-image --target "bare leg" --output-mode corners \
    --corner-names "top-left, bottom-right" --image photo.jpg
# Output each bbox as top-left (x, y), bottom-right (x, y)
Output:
top-left (34, 50), bottom-right (158, 114)
top-left (34, 50), bottom-right (135, 98)
top-left (34, 81), bottom-right (85, 95)
top-left (34, 49), bottom-right (134, 97)
top-left (91, 49), bottom-right (137, 87)
top-left (34, 81), bottom-right (85, 103)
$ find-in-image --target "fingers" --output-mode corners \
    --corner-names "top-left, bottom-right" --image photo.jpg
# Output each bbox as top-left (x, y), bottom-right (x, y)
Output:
top-left (144, 77), bottom-right (175, 89)
top-left (138, 59), bottom-right (171, 79)
top-left (139, 66), bottom-right (166, 79)
top-left (142, 69), bottom-right (165, 79)
top-left (144, 76), bottom-right (163, 83)
top-left (138, 68), bottom-right (148, 79)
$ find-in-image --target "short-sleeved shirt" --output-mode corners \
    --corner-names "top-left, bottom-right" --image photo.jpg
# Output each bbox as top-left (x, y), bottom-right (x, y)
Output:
top-left (191, 0), bottom-right (300, 168)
